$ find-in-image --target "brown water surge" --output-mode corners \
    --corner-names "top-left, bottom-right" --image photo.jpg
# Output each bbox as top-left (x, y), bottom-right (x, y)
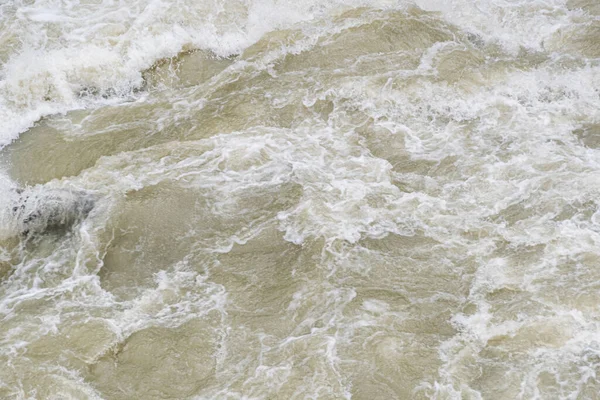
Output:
top-left (1, 5), bottom-right (600, 400)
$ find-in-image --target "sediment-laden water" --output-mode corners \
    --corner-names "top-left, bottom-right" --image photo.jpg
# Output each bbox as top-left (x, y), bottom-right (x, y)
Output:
top-left (1, 1), bottom-right (600, 399)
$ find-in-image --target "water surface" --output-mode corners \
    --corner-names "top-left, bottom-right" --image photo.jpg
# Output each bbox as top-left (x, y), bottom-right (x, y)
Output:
top-left (1, 1), bottom-right (600, 399)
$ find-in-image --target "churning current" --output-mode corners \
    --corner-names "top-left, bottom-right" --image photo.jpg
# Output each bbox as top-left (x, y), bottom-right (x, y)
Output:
top-left (1, 0), bottom-right (600, 399)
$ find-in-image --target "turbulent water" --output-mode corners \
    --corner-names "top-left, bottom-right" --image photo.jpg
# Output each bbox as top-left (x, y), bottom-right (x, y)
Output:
top-left (0, 0), bottom-right (600, 399)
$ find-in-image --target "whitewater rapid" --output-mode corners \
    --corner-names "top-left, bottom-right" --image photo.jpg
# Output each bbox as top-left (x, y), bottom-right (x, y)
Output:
top-left (1, 0), bottom-right (600, 399)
